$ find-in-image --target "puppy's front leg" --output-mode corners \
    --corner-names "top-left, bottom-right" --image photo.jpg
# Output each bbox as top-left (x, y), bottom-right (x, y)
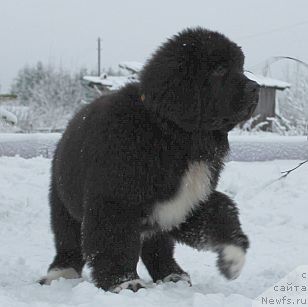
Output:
top-left (171, 191), bottom-right (249, 280)
top-left (82, 195), bottom-right (145, 292)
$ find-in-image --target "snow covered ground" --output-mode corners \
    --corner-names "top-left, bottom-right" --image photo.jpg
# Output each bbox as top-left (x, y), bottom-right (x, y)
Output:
top-left (0, 156), bottom-right (307, 307)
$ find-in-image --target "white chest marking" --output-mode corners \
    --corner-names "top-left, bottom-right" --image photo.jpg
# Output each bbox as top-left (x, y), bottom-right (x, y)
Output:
top-left (149, 161), bottom-right (212, 231)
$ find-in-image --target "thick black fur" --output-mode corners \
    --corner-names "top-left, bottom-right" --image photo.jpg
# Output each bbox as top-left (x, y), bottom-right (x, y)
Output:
top-left (41, 27), bottom-right (259, 291)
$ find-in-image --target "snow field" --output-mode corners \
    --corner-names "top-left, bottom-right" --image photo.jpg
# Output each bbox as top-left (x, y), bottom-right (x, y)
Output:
top-left (0, 157), bottom-right (307, 307)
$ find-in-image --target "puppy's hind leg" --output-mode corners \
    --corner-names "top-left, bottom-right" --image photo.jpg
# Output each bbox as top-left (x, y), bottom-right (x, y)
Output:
top-left (171, 191), bottom-right (249, 280)
top-left (39, 185), bottom-right (85, 285)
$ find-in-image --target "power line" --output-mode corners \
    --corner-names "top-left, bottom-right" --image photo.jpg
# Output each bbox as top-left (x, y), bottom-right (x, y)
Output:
top-left (262, 56), bottom-right (308, 75)
top-left (237, 19), bottom-right (308, 41)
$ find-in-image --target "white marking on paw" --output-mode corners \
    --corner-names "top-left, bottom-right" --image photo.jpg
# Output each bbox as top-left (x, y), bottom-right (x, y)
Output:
top-left (149, 161), bottom-right (212, 231)
top-left (221, 245), bottom-right (246, 279)
top-left (40, 268), bottom-right (80, 285)
top-left (111, 279), bottom-right (147, 293)
top-left (162, 273), bottom-right (192, 285)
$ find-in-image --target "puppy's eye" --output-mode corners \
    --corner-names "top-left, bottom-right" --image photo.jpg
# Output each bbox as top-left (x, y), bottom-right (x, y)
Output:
top-left (213, 65), bottom-right (227, 76)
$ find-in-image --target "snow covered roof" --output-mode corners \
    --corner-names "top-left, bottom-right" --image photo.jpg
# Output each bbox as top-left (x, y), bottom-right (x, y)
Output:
top-left (119, 62), bottom-right (143, 74)
top-left (0, 107), bottom-right (17, 125)
top-left (244, 72), bottom-right (290, 90)
top-left (2, 105), bottom-right (29, 122)
top-left (83, 75), bottom-right (138, 90)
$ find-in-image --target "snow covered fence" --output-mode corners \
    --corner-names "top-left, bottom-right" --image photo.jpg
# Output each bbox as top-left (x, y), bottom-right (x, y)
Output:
top-left (0, 133), bottom-right (307, 161)
top-left (0, 133), bottom-right (60, 159)
top-left (228, 135), bottom-right (308, 161)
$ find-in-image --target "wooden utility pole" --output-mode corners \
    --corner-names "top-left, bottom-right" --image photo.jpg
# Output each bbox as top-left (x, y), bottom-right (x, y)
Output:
top-left (97, 37), bottom-right (101, 77)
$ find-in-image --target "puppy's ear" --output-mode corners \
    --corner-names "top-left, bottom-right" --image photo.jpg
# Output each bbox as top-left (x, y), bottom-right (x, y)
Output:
top-left (140, 44), bottom-right (202, 132)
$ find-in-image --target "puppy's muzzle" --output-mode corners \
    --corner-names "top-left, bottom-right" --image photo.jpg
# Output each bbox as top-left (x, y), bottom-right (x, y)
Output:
top-left (244, 80), bottom-right (260, 104)
top-left (242, 80), bottom-right (260, 115)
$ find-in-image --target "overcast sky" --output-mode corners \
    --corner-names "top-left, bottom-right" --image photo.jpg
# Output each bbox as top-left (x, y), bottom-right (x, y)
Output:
top-left (1, 0), bottom-right (308, 92)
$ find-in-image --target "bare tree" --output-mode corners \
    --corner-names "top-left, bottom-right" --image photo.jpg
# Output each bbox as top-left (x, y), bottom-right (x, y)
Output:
top-left (277, 62), bottom-right (308, 135)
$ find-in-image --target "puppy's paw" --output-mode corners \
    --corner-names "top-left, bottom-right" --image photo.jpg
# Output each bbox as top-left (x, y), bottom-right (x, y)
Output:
top-left (217, 245), bottom-right (246, 280)
top-left (111, 279), bottom-right (147, 293)
top-left (161, 273), bottom-right (192, 286)
top-left (38, 267), bottom-right (80, 285)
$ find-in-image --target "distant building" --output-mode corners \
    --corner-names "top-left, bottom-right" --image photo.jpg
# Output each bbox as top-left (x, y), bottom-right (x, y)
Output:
top-left (83, 74), bottom-right (138, 93)
top-left (244, 72), bottom-right (290, 125)
top-left (0, 94), bottom-right (17, 102)
top-left (0, 94), bottom-right (30, 132)
top-left (82, 62), bottom-right (140, 93)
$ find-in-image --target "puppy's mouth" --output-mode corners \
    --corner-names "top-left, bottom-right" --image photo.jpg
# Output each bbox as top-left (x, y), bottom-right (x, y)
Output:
top-left (202, 100), bottom-right (258, 131)
top-left (201, 118), bottom-right (235, 131)
top-left (240, 99), bottom-right (258, 119)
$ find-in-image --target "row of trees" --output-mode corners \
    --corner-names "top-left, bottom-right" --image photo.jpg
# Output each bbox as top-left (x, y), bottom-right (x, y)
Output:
top-left (11, 62), bottom-right (89, 131)
top-left (277, 63), bottom-right (308, 135)
top-left (9, 62), bottom-right (126, 132)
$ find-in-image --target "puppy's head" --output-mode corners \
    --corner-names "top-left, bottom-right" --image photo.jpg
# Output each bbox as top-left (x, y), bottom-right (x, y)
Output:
top-left (140, 27), bottom-right (259, 132)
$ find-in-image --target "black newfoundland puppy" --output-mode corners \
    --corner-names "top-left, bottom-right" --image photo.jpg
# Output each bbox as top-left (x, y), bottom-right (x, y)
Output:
top-left (40, 27), bottom-right (259, 292)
